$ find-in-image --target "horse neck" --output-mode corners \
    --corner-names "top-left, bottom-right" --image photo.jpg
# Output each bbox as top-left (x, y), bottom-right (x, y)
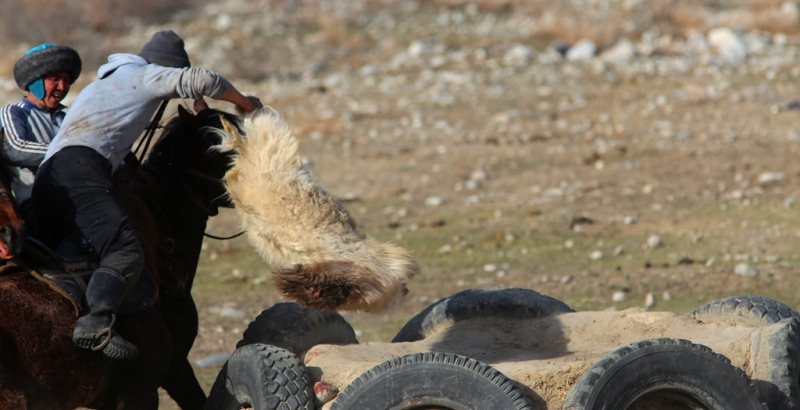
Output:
top-left (130, 152), bottom-right (213, 295)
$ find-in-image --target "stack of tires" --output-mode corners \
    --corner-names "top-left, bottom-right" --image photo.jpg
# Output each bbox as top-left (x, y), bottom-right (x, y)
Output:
top-left (206, 290), bottom-right (800, 410)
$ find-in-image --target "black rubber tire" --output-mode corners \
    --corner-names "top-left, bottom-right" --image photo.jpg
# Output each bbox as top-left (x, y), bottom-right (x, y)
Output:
top-left (562, 338), bottom-right (766, 410)
top-left (691, 295), bottom-right (800, 410)
top-left (691, 295), bottom-right (800, 326)
top-left (237, 302), bottom-right (358, 357)
top-left (392, 287), bottom-right (574, 343)
top-left (205, 343), bottom-right (315, 410)
top-left (330, 352), bottom-right (535, 410)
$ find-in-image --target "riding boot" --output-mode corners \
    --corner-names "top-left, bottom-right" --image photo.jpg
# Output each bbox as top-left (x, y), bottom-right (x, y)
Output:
top-left (73, 268), bottom-right (139, 360)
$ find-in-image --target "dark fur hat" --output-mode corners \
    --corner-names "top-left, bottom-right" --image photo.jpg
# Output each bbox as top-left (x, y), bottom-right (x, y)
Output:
top-left (13, 44), bottom-right (81, 90)
top-left (139, 30), bottom-right (191, 68)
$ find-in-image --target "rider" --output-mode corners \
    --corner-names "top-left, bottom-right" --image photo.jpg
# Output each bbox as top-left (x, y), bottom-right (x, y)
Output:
top-left (0, 43), bottom-right (81, 225)
top-left (31, 30), bottom-right (262, 360)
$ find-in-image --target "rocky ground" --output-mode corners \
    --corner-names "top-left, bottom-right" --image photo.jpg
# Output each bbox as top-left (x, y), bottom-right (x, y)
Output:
top-left (5, 0), bottom-right (800, 407)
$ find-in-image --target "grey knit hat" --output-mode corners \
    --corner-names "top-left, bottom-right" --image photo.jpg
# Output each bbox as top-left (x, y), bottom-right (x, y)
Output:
top-left (13, 44), bottom-right (82, 90)
top-left (139, 30), bottom-right (191, 68)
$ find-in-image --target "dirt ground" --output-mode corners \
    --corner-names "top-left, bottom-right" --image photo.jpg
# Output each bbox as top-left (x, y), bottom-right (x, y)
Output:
top-left (3, 0), bottom-right (800, 408)
top-left (168, 3), bottom-right (800, 407)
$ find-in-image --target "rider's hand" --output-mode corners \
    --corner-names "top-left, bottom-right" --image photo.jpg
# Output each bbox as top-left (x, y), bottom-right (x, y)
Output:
top-left (237, 95), bottom-right (263, 114)
top-left (193, 98), bottom-right (209, 113)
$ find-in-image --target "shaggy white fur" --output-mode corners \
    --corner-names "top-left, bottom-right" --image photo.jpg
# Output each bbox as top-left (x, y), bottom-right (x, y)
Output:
top-left (216, 108), bottom-right (419, 312)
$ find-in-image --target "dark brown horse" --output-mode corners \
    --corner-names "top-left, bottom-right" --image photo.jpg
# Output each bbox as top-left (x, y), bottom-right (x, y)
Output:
top-left (0, 166), bottom-right (24, 261)
top-left (0, 106), bottom-right (239, 409)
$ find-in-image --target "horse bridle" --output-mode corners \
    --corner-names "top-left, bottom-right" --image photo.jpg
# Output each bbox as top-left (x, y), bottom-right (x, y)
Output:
top-left (136, 104), bottom-right (245, 241)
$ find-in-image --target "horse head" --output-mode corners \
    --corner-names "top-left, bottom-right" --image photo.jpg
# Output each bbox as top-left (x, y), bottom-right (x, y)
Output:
top-left (144, 105), bottom-right (241, 216)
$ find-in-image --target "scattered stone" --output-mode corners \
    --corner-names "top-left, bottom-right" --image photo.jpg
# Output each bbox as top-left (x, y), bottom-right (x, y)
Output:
top-left (567, 39), bottom-right (597, 61)
top-left (646, 234), bottom-right (664, 249)
top-left (209, 304), bottom-right (245, 319)
top-left (708, 28), bottom-right (748, 66)
top-left (425, 196), bottom-right (444, 207)
top-left (612, 290), bottom-right (627, 302)
top-left (503, 44), bottom-right (536, 66)
top-left (601, 38), bottom-right (636, 64)
top-left (644, 292), bottom-right (656, 309)
top-left (194, 352), bottom-right (230, 368)
top-left (757, 171), bottom-right (784, 186)
top-left (590, 250), bottom-right (603, 260)
top-left (734, 263), bottom-right (758, 277)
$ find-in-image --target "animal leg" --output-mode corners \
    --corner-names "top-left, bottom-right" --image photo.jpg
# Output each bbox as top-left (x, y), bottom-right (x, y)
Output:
top-left (163, 357), bottom-right (206, 409)
top-left (160, 295), bottom-right (206, 409)
top-left (112, 310), bottom-right (171, 410)
top-left (0, 364), bottom-right (28, 410)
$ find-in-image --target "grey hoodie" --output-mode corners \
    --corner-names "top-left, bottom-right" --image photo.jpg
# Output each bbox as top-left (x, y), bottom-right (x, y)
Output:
top-left (44, 53), bottom-right (231, 169)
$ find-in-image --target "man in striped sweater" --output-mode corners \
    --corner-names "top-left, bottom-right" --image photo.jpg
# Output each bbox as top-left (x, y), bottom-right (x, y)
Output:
top-left (0, 43), bottom-right (81, 223)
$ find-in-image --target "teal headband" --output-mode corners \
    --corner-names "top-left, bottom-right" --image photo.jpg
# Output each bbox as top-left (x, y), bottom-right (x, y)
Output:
top-left (25, 43), bottom-right (55, 100)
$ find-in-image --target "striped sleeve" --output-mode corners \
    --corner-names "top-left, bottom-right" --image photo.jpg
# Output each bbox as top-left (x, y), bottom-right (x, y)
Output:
top-left (1, 103), bottom-right (51, 168)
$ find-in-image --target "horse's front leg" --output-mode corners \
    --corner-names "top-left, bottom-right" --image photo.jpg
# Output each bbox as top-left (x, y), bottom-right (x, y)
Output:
top-left (113, 308), bottom-right (172, 410)
top-left (0, 362), bottom-right (28, 410)
top-left (160, 294), bottom-right (206, 409)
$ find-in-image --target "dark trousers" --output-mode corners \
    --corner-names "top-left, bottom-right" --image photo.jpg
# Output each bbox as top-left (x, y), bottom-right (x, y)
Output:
top-left (32, 146), bottom-right (143, 287)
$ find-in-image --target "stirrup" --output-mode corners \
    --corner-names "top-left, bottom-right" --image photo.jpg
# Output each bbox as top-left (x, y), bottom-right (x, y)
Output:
top-left (89, 314), bottom-right (116, 351)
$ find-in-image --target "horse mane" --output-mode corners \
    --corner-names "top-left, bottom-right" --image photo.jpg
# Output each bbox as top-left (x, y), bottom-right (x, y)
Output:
top-left (115, 107), bottom-right (238, 293)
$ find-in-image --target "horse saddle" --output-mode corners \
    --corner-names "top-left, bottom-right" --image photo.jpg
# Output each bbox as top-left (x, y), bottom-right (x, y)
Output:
top-left (20, 237), bottom-right (158, 316)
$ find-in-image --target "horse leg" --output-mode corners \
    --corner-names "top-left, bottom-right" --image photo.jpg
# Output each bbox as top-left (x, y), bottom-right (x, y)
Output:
top-left (160, 295), bottom-right (206, 409)
top-left (113, 309), bottom-right (172, 410)
top-left (0, 363), bottom-right (28, 410)
top-left (163, 357), bottom-right (206, 409)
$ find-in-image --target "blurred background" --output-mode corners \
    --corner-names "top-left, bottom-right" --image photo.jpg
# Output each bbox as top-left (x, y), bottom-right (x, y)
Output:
top-left (4, 1), bottom-right (800, 407)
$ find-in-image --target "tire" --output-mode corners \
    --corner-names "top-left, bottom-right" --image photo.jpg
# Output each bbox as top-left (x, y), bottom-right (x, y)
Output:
top-left (692, 295), bottom-right (800, 410)
top-left (331, 352), bottom-right (535, 410)
top-left (205, 343), bottom-right (315, 410)
top-left (392, 287), bottom-right (574, 343)
top-left (237, 302), bottom-right (358, 357)
top-left (691, 295), bottom-right (800, 326)
top-left (562, 338), bottom-right (766, 410)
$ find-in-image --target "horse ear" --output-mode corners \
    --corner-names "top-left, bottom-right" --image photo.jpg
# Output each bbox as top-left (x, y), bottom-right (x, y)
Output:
top-left (216, 116), bottom-right (242, 152)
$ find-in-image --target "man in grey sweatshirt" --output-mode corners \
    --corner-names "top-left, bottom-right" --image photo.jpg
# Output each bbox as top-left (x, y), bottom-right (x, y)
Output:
top-left (31, 30), bottom-right (261, 360)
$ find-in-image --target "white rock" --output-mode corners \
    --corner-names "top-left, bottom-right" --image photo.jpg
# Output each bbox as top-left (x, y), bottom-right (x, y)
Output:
top-left (590, 250), bottom-right (603, 260)
top-left (757, 172), bottom-right (784, 186)
top-left (195, 353), bottom-right (230, 368)
top-left (734, 263), bottom-right (758, 277)
top-left (567, 40), bottom-right (597, 61)
top-left (470, 169), bottom-right (488, 181)
top-left (503, 44), bottom-right (536, 66)
top-left (708, 28), bottom-right (747, 66)
top-left (601, 38), bottom-right (636, 64)
top-left (612, 290), bottom-right (627, 302)
top-left (425, 196), bottom-right (444, 207)
top-left (644, 292), bottom-right (656, 309)
top-left (646, 235), bottom-right (664, 249)
top-left (623, 216), bottom-right (638, 225)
